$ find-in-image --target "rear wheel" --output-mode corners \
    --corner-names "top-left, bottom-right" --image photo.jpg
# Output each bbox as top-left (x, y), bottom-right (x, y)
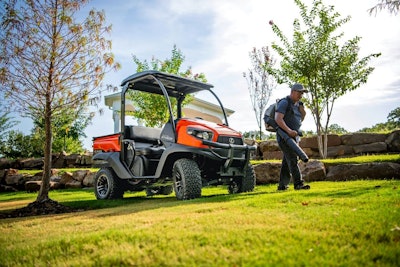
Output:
top-left (173, 158), bottom-right (202, 200)
top-left (241, 163), bottom-right (256, 192)
top-left (228, 163), bottom-right (256, 194)
top-left (94, 168), bottom-right (124, 199)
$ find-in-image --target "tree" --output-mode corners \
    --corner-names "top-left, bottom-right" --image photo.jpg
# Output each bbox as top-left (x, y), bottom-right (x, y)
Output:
top-left (267, 0), bottom-right (380, 158)
top-left (0, 130), bottom-right (43, 159)
top-left (32, 106), bottom-right (93, 153)
top-left (130, 45), bottom-right (206, 127)
top-left (387, 107), bottom-right (400, 127)
top-left (327, 123), bottom-right (348, 135)
top-left (243, 46), bottom-right (277, 140)
top-left (0, 0), bottom-right (119, 205)
top-left (358, 106), bottom-right (400, 133)
top-left (369, 0), bottom-right (400, 15)
top-left (0, 100), bottom-right (18, 143)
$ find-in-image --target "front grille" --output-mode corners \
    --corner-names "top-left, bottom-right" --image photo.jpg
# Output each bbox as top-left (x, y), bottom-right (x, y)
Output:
top-left (217, 136), bottom-right (243, 145)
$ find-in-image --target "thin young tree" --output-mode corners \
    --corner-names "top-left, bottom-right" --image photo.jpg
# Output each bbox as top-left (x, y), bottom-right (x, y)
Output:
top-left (0, 0), bottom-right (119, 205)
top-left (243, 46), bottom-right (277, 140)
top-left (267, 0), bottom-right (380, 158)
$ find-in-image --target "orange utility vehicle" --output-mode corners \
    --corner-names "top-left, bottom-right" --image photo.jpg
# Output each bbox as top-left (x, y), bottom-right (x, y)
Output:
top-left (92, 71), bottom-right (256, 200)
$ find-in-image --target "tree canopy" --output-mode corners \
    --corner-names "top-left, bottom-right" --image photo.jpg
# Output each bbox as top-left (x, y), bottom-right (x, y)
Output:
top-left (267, 0), bottom-right (381, 158)
top-left (129, 45), bottom-right (206, 127)
top-left (0, 0), bottom-right (119, 202)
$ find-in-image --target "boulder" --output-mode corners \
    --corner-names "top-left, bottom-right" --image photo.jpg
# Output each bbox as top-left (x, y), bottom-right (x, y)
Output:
top-left (386, 130), bottom-right (400, 152)
top-left (353, 142), bottom-right (388, 154)
top-left (302, 147), bottom-right (318, 158)
top-left (52, 152), bottom-right (66, 168)
top-left (65, 154), bottom-right (80, 167)
top-left (341, 133), bottom-right (387, 146)
top-left (299, 160), bottom-right (326, 181)
top-left (59, 172), bottom-right (74, 185)
top-left (83, 172), bottom-right (95, 187)
top-left (77, 154), bottom-right (93, 166)
top-left (326, 162), bottom-right (400, 181)
top-left (18, 158), bottom-right (43, 169)
top-left (0, 158), bottom-right (13, 169)
top-left (259, 140), bottom-right (280, 153)
top-left (73, 170), bottom-right (90, 183)
top-left (300, 134), bottom-right (342, 149)
top-left (253, 162), bottom-right (281, 184)
top-left (0, 169), bottom-right (6, 184)
top-left (263, 151), bottom-right (283, 160)
top-left (5, 173), bottom-right (24, 186)
top-left (327, 145), bottom-right (354, 158)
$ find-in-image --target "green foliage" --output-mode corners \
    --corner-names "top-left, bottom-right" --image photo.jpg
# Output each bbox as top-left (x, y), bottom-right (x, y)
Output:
top-left (327, 123), bottom-right (348, 134)
top-left (387, 106), bottom-right (400, 127)
top-left (0, 101), bottom-right (18, 142)
top-left (0, 0), bottom-right (120, 201)
top-left (129, 45), bottom-right (206, 127)
top-left (0, 130), bottom-right (43, 159)
top-left (1, 180), bottom-right (399, 266)
top-left (32, 106), bottom-right (92, 153)
top-left (358, 106), bottom-right (400, 133)
top-left (267, 0), bottom-right (381, 158)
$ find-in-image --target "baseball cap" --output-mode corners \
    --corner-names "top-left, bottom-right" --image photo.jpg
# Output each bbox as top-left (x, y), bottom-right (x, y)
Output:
top-left (291, 83), bottom-right (308, 93)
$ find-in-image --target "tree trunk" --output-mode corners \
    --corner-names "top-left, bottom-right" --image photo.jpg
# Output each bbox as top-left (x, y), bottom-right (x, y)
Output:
top-left (37, 98), bottom-right (52, 202)
top-left (323, 131), bottom-right (328, 158)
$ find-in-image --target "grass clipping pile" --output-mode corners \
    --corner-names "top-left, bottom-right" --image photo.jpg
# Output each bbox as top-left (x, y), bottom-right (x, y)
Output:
top-left (0, 199), bottom-right (78, 219)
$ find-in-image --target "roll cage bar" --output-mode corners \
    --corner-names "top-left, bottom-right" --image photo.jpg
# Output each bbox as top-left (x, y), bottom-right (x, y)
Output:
top-left (119, 70), bottom-right (230, 131)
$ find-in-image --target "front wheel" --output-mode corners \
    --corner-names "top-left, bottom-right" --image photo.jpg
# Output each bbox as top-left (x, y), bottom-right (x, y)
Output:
top-left (94, 168), bottom-right (124, 199)
top-left (172, 158), bottom-right (202, 200)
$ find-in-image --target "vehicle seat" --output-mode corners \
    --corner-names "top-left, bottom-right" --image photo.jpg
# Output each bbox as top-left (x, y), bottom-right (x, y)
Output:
top-left (124, 125), bottom-right (164, 158)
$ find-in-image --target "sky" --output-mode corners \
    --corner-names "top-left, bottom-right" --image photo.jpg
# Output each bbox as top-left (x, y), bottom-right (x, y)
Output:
top-left (12, 0), bottom-right (400, 150)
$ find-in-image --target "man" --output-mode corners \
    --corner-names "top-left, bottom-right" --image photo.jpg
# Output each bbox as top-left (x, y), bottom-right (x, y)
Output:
top-left (275, 83), bottom-right (310, 191)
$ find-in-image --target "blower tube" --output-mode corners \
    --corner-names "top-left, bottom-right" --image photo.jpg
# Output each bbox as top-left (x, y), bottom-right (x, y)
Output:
top-left (276, 128), bottom-right (309, 163)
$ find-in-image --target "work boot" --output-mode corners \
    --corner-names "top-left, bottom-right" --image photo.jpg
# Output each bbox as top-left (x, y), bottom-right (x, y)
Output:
top-left (294, 184), bottom-right (310, 190)
top-left (277, 185), bottom-right (289, 191)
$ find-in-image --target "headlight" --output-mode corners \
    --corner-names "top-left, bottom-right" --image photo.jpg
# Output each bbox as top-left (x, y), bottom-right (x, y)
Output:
top-left (187, 128), bottom-right (214, 141)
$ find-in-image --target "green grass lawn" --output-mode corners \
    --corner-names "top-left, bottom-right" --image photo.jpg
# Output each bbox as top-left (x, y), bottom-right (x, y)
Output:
top-left (1, 180), bottom-right (399, 266)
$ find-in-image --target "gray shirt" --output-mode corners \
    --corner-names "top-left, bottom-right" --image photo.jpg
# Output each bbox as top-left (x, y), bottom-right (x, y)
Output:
top-left (276, 96), bottom-right (302, 132)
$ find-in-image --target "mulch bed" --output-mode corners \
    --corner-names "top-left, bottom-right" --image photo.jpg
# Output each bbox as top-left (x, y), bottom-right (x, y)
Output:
top-left (0, 199), bottom-right (79, 219)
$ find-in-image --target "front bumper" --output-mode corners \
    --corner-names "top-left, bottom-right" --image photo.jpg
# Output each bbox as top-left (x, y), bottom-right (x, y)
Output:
top-left (202, 139), bottom-right (256, 170)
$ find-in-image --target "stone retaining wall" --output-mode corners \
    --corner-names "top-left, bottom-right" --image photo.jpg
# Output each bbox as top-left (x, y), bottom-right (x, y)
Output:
top-left (1, 160), bottom-right (399, 193)
top-left (0, 169), bottom-right (95, 192)
top-left (254, 160), bottom-right (400, 185)
top-left (259, 130), bottom-right (400, 160)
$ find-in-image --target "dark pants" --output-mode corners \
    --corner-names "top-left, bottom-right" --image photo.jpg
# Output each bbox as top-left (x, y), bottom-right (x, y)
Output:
top-left (277, 138), bottom-right (304, 188)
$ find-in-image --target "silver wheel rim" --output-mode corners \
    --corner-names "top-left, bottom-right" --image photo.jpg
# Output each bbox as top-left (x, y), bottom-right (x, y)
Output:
top-left (96, 174), bottom-right (110, 198)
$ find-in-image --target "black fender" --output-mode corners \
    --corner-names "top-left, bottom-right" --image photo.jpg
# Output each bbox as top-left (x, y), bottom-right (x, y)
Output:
top-left (153, 143), bottom-right (250, 177)
top-left (92, 152), bottom-right (132, 179)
